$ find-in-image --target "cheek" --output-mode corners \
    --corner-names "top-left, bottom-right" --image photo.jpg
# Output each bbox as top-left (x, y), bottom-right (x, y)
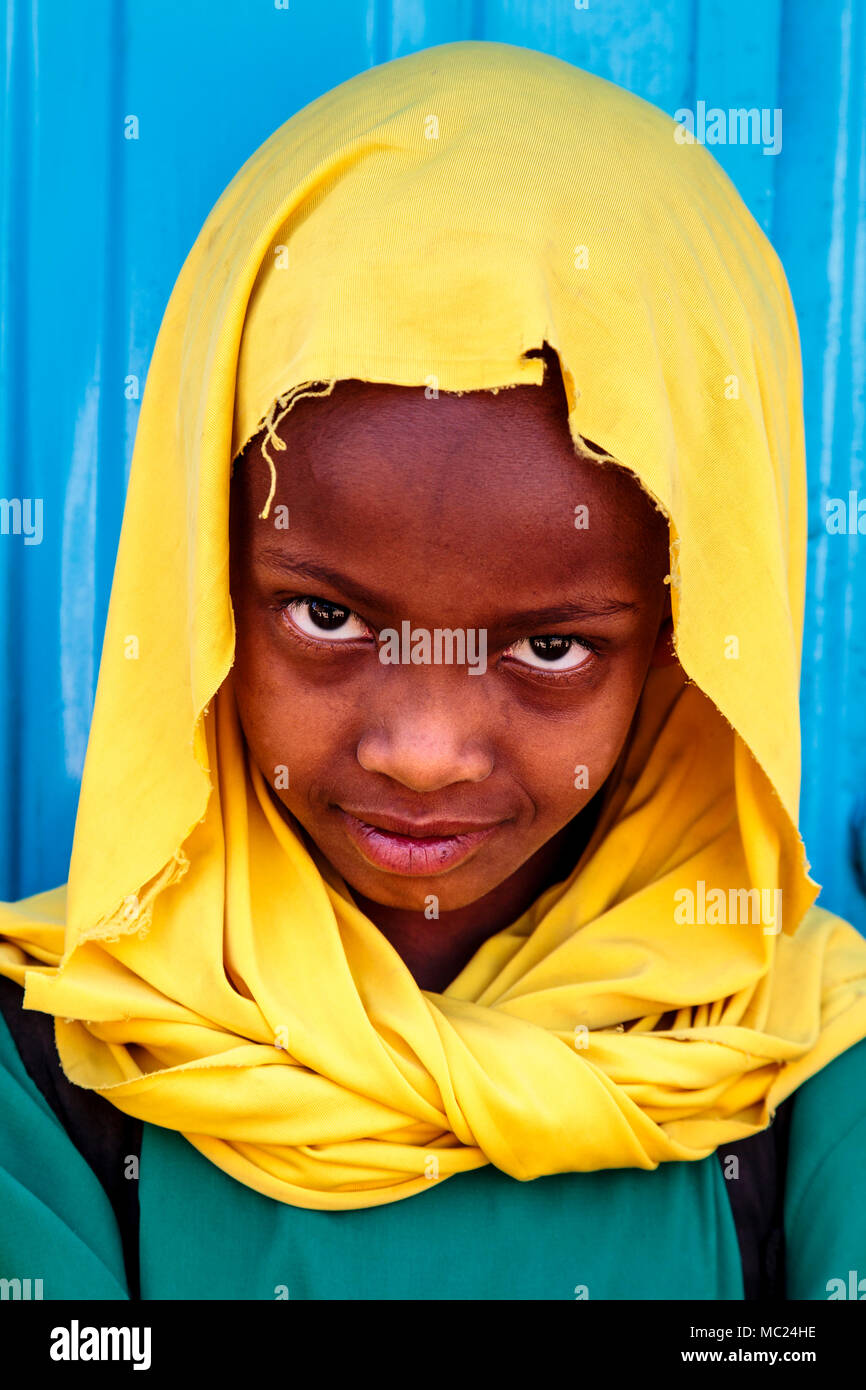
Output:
top-left (511, 716), bottom-right (620, 826)
top-left (231, 622), bottom-right (360, 799)
top-left (509, 662), bottom-right (649, 824)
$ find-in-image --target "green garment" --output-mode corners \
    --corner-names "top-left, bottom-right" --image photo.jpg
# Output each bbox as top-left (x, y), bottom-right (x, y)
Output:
top-left (1, 1006), bottom-right (864, 1301)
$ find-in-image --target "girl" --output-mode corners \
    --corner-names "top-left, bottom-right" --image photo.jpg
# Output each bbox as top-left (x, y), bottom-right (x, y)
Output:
top-left (1, 39), bottom-right (865, 1302)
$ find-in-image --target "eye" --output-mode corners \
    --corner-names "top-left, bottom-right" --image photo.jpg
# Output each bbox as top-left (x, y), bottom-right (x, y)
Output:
top-left (503, 635), bottom-right (594, 672)
top-left (283, 597), bottom-right (373, 642)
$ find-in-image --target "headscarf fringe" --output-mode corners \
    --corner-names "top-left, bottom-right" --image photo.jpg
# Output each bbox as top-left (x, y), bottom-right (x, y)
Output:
top-left (69, 849), bottom-right (191, 956)
top-left (256, 379), bottom-right (337, 520)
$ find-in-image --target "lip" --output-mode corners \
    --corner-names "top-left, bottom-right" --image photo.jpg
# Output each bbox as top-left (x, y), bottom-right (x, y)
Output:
top-left (336, 808), bottom-right (503, 877)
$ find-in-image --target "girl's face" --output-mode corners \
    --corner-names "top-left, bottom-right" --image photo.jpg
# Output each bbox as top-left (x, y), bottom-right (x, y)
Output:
top-left (229, 374), bottom-right (672, 915)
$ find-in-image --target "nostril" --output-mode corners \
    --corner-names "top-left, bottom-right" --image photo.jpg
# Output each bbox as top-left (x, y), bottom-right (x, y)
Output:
top-left (356, 728), bottom-right (493, 792)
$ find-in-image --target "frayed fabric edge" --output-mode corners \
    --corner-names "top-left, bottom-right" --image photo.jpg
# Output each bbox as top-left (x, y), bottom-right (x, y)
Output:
top-left (67, 849), bottom-right (192, 958)
top-left (249, 379), bottom-right (338, 520)
top-left (64, 652), bottom-right (227, 964)
top-left (231, 364), bottom-right (552, 502)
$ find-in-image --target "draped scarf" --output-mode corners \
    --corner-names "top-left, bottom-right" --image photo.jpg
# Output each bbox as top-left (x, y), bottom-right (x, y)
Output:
top-left (2, 39), bottom-right (866, 1210)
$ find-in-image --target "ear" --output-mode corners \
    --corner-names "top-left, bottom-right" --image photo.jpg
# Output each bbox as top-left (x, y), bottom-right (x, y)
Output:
top-left (649, 614), bottom-right (678, 668)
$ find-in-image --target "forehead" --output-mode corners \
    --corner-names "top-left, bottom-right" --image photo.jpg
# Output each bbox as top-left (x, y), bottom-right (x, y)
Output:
top-left (230, 378), bottom-right (668, 605)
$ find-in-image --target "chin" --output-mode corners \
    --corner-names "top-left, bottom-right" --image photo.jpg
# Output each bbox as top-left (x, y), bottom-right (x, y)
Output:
top-left (345, 865), bottom-right (508, 914)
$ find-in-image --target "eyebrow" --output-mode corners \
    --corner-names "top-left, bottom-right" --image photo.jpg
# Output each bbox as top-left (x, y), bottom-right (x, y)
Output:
top-left (503, 599), bottom-right (639, 626)
top-left (253, 548), bottom-right (640, 625)
top-left (254, 550), bottom-right (390, 611)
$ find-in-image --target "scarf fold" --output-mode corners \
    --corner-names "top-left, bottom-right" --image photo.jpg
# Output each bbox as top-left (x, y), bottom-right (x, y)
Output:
top-left (2, 39), bottom-right (865, 1210)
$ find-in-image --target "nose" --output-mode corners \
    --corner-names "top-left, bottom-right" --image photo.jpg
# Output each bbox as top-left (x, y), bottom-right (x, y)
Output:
top-left (356, 690), bottom-right (494, 792)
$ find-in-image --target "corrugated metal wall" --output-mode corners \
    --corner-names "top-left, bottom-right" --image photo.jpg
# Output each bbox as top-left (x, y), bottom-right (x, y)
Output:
top-left (1, 0), bottom-right (864, 930)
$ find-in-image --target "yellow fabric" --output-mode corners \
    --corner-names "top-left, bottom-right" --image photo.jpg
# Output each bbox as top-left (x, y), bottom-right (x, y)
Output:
top-left (2, 39), bottom-right (866, 1211)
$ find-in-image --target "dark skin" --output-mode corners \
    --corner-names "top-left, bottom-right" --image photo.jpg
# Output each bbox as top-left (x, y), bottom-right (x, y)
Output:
top-left (229, 360), bottom-right (674, 991)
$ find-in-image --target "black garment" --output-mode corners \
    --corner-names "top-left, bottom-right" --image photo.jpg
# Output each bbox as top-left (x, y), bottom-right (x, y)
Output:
top-left (716, 1096), bottom-right (791, 1298)
top-left (0, 971), bottom-right (791, 1300)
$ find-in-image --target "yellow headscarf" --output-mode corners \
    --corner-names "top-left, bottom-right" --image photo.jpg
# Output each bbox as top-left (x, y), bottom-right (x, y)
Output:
top-left (2, 40), bottom-right (866, 1211)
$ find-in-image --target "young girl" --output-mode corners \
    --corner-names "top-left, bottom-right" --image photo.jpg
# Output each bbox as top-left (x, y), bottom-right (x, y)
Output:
top-left (1, 39), bottom-right (865, 1302)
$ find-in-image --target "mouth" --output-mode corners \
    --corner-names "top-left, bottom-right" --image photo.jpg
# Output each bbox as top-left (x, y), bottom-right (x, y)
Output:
top-left (336, 808), bottom-right (504, 877)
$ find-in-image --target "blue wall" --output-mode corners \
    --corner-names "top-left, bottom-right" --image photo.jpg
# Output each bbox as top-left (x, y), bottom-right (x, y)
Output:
top-left (1, 0), bottom-right (864, 929)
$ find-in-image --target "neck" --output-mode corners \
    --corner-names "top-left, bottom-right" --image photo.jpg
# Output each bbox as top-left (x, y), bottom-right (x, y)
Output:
top-left (352, 804), bottom-right (601, 992)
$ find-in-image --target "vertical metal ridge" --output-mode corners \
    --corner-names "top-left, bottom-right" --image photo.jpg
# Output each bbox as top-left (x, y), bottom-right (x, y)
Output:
top-left (0, 0), bottom-right (34, 895)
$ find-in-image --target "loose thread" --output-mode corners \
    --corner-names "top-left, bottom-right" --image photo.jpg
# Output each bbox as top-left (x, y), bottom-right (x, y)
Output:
top-left (258, 379), bottom-right (338, 520)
